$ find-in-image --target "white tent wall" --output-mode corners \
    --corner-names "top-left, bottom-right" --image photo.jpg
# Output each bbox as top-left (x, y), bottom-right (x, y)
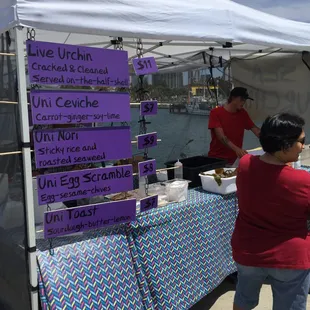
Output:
top-left (1, 1), bottom-right (310, 310)
top-left (231, 52), bottom-right (310, 123)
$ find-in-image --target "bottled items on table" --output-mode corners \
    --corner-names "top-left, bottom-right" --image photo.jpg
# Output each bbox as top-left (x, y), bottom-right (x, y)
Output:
top-left (174, 159), bottom-right (183, 179)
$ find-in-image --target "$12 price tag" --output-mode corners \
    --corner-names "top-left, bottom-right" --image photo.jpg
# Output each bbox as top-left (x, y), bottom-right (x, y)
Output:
top-left (132, 57), bottom-right (158, 75)
top-left (138, 159), bottom-right (156, 177)
top-left (137, 132), bottom-right (157, 150)
top-left (140, 195), bottom-right (158, 213)
top-left (140, 100), bottom-right (158, 116)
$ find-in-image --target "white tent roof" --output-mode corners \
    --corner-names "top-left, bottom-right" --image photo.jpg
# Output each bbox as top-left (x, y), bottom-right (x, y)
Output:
top-left (2, 0), bottom-right (310, 71)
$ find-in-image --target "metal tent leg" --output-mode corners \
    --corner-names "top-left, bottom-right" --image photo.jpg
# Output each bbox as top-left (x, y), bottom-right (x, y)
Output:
top-left (14, 26), bottom-right (38, 310)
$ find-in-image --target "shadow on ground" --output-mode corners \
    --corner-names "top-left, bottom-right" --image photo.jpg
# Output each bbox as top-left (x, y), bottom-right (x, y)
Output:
top-left (190, 278), bottom-right (236, 310)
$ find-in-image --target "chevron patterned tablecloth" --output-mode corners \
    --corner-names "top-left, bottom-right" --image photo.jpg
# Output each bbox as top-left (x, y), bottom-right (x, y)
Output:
top-left (131, 187), bottom-right (238, 310)
top-left (37, 188), bottom-right (238, 310)
top-left (37, 227), bottom-right (147, 310)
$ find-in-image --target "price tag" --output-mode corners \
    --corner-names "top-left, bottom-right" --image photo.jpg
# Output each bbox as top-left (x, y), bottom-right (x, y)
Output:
top-left (138, 159), bottom-right (156, 177)
top-left (140, 195), bottom-right (158, 213)
top-left (132, 57), bottom-right (158, 75)
top-left (140, 100), bottom-right (158, 116)
top-left (137, 132), bottom-right (157, 150)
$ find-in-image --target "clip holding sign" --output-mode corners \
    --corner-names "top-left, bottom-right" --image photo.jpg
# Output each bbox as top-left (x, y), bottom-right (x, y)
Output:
top-left (132, 57), bottom-right (158, 75)
top-left (140, 100), bottom-right (158, 116)
top-left (140, 195), bottom-right (158, 213)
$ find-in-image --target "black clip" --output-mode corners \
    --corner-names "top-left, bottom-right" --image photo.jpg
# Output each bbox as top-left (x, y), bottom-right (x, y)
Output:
top-left (21, 142), bottom-right (31, 148)
top-left (29, 284), bottom-right (38, 292)
top-left (27, 246), bottom-right (36, 253)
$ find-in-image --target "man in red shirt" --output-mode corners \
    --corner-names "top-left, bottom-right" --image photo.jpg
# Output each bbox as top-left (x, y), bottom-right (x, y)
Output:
top-left (208, 87), bottom-right (260, 165)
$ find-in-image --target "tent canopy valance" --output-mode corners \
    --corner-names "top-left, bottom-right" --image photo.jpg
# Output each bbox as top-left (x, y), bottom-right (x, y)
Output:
top-left (2, 0), bottom-right (310, 72)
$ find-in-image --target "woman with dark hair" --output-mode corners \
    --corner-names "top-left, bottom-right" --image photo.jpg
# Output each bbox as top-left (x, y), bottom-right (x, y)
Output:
top-left (231, 113), bottom-right (310, 310)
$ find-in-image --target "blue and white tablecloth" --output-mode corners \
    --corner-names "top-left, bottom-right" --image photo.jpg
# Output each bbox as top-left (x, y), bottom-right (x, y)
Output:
top-left (131, 188), bottom-right (237, 309)
top-left (37, 188), bottom-right (238, 310)
top-left (37, 227), bottom-right (149, 310)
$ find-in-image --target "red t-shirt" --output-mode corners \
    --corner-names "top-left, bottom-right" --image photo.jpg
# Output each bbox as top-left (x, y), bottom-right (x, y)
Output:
top-left (232, 154), bottom-right (310, 269)
top-left (208, 107), bottom-right (254, 164)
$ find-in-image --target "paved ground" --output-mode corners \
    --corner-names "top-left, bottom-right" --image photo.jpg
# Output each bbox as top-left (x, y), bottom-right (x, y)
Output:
top-left (190, 278), bottom-right (310, 310)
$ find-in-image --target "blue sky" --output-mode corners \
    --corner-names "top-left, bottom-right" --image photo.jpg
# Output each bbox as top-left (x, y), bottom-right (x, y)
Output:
top-left (232, 0), bottom-right (309, 22)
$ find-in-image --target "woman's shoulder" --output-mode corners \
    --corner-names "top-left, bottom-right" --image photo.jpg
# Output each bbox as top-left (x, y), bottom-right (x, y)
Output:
top-left (239, 155), bottom-right (310, 178)
top-left (239, 154), bottom-right (255, 166)
top-left (287, 167), bottom-right (310, 182)
top-left (280, 168), bottom-right (310, 195)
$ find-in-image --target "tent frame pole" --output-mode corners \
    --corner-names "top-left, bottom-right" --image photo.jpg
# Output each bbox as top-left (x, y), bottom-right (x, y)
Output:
top-left (14, 26), bottom-right (38, 310)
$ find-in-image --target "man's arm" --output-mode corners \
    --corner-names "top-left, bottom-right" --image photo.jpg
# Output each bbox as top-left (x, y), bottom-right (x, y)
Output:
top-left (214, 127), bottom-right (247, 158)
top-left (251, 125), bottom-right (260, 138)
top-left (243, 110), bottom-right (260, 138)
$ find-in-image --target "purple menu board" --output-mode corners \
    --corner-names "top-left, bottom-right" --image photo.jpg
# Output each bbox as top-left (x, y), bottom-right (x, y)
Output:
top-left (27, 40), bottom-right (129, 87)
top-left (30, 90), bottom-right (131, 125)
top-left (44, 199), bottom-right (136, 238)
top-left (138, 159), bottom-right (156, 177)
top-left (33, 126), bottom-right (132, 168)
top-left (132, 57), bottom-right (158, 75)
top-left (140, 195), bottom-right (158, 213)
top-left (137, 132), bottom-right (157, 150)
top-left (140, 100), bottom-right (158, 116)
top-left (37, 165), bottom-right (133, 205)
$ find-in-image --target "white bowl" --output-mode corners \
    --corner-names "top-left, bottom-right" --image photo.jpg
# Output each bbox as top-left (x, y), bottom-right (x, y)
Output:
top-left (199, 168), bottom-right (237, 195)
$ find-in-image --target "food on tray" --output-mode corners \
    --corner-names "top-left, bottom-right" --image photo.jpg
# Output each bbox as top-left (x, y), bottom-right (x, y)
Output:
top-left (202, 168), bottom-right (237, 186)
top-left (215, 168), bottom-right (224, 174)
top-left (110, 192), bottom-right (133, 201)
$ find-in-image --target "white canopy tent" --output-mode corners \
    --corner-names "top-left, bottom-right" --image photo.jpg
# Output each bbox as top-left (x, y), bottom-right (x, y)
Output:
top-left (2, 0), bottom-right (310, 72)
top-left (3, 0), bottom-right (310, 46)
top-left (2, 1), bottom-right (310, 310)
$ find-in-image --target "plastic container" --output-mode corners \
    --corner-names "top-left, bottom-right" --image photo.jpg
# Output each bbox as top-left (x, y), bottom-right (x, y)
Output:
top-left (166, 180), bottom-right (189, 202)
top-left (199, 168), bottom-right (237, 195)
top-left (157, 171), bottom-right (168, 182)
top-left (165, 156), bottom-right (226, 188)
top-left (138, 176), bottom-right (146, 196)
top-left (174, 159), bottom-right (183, 179)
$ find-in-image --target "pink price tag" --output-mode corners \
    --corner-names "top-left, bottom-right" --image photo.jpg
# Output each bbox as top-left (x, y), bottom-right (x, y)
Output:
top-left (138, 159), bottom-right (156, 177)
top-left (140, 100), bottom-right (158, 116)
top-left (137, 132), bottom-right (157, 150)
top-left (132, 57), bottom-right (158, 75)
top-left (140, 195), bottom-right (158, 213)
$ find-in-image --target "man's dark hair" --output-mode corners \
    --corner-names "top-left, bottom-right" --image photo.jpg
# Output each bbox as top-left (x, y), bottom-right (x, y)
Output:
top-left (259, 113), bottom-right (305, 154)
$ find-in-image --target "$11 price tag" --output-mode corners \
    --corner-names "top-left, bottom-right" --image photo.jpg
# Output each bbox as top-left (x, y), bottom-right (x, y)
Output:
top-left (137, 132), bottom-right (157, 150)
top-left (132, 57), bottom-right (158, 75)
top-left (140, 195), bottom-right (158, 213)
top-left (140, 100), bottom-right (158, 116)
top-left (138, 159), bottom-right (156, 177)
